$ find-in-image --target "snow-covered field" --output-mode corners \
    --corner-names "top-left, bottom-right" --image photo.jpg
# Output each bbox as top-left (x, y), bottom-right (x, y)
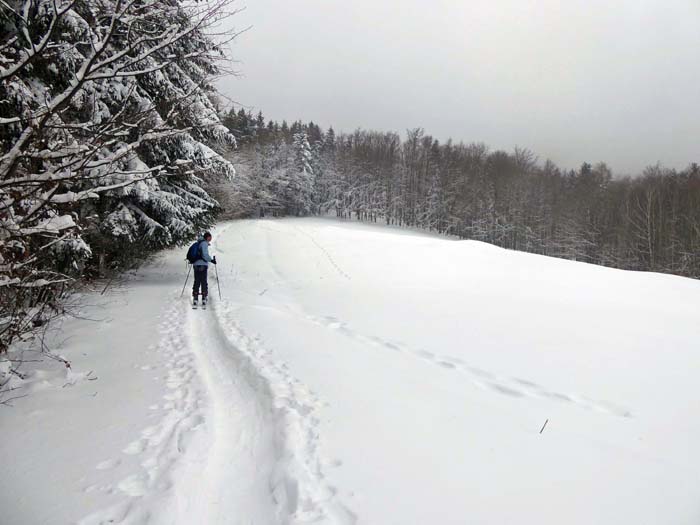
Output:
top-left (2, 217), bottom-right (700, 524)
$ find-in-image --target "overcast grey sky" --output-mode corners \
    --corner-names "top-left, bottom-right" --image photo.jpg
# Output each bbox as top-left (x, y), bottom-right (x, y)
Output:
top-left (218, 0), bottom-right (699, 174)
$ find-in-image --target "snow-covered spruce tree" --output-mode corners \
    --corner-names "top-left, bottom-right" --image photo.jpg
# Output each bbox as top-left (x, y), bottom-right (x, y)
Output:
top-left (309, 136), bottom-right (327, 215)
top-left (287, 131), bottom-right (313, 215)
top-left (0, 0), bottom-right (237, 352)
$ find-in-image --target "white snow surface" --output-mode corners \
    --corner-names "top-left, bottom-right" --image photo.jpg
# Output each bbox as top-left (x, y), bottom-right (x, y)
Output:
top-left (2, 217), bottom-right (700, 524)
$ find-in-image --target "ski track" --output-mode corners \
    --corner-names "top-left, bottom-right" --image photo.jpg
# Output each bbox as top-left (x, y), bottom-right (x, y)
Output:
top-left (210, 221), bottom-right (355, 524)
top-left (78, 254), bottom-right (354, 523)
top-left (208, 299), bottom-right (357, 524)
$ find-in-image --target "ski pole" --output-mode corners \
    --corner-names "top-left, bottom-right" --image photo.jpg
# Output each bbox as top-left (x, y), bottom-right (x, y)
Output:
top-left (180, 263), bottom-right (192, 297)
top-left (215, 262), bottom-right (222, 300)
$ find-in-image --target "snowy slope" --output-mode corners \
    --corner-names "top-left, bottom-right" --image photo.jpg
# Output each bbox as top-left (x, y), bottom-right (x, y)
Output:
top-left (2, 218), bottom-right (700, 524)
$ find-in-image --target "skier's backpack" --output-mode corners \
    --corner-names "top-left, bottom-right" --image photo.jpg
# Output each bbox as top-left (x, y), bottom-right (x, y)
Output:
top-left (186, 241), bottom-right (201, 264)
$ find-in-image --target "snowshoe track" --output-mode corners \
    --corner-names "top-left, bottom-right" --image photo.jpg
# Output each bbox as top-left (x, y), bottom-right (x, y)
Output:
top-left (79, 299), bottom-right (208, 524)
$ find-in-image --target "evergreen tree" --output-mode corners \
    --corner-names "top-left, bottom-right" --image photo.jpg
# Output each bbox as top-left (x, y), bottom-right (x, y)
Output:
top-left (1, 0), bottom-right (236, 350)
top-left (288, 132), bottom-right (314, 215)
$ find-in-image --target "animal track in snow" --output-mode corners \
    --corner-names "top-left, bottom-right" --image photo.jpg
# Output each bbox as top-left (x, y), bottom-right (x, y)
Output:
top-left (292, 225), bottom-right (352, 280)
top-left (307, 314), bottom-right (632, 418)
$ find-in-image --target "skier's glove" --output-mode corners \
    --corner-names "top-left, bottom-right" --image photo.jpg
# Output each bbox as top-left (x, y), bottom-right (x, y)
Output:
top-left (212, 256), bottom-right (217, 265)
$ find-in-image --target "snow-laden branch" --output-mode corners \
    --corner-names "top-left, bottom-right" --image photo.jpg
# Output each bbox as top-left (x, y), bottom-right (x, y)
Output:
top-left (0, 128), bottom-right (183, 190)
top-left (48, 168), bottom-right (165, 203)
top-left (0, 0), bottom-right (76, 81)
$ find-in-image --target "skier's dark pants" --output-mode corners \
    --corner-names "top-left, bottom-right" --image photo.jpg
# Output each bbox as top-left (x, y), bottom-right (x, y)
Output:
top-left (192, 266), bottom-right (208, 298)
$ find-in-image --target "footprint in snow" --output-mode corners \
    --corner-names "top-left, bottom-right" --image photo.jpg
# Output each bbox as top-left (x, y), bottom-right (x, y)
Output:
top-left (539, 391), bottom-right (572, 403)
top-left (467, 366), bottom-right (495, 379)
top-left (83, 483), bottom-right (114, 494)
top-left (117, 474), bottom-right (148, 497)
top-left (96, 458), bottom-right (121, 470)
top-left (123, 439), bottom-right (148, 455)
top-left (487, 383), bottom-right (526, 398)
top-left (512, 377), bottom-right (541, 388)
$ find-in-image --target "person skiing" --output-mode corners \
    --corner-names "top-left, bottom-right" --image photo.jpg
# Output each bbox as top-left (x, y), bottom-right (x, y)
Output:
top-left (192, 231), bottom-right (216, 307)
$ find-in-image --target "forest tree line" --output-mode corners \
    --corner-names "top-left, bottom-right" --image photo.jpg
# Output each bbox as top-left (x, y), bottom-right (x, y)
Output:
top-left (220, 107), bottom-right (700, 279)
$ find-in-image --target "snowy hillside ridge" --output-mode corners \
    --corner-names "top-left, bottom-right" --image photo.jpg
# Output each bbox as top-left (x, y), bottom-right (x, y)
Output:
top-left (1, 0), bottom-right (238, 353)
top-left (3, 218), bottom-right (700, 524)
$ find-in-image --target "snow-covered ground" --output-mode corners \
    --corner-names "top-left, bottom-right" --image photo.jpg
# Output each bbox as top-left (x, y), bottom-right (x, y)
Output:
top-left (3, 217), bottom-right (700, 524)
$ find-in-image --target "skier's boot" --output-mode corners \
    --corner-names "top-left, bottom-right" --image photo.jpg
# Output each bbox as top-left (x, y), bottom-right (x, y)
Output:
top-left (202, 296), bottom-right (208, 309)
top-left (192, 296), bottom-right (198, 309)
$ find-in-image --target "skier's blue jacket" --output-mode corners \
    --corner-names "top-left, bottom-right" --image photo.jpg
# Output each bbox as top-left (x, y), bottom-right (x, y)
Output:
top-left (193, 236), bottom-right (213, 267)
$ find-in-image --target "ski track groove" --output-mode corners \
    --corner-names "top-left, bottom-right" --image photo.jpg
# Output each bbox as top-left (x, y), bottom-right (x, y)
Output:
top-left (209, 298), bottom-right (357, 524)
top-left (78, 272), bottom-right (355, 524)
top-left (212, 225), bottom-right (356, 523)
